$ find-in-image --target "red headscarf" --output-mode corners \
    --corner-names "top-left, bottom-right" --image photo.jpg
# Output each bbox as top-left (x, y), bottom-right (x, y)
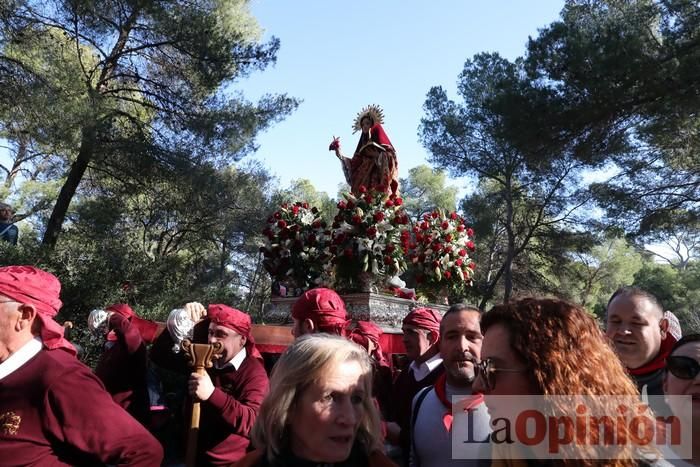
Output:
top-left (105, 303), bottom-right (160, 344)
top-left (402, 307), bottom-right (442, 337)
top-left (350, 320), bottom-right (389, 368)
top-left (0, 265), bottom-right (75, 355)
top-left (207, 304), bottom-right (262, 361)
top-left (291, 288), bottom-right (350, 336)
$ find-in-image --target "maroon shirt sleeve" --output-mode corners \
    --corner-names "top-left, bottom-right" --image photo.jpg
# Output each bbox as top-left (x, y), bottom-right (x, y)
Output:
top-left (109, 313), bottom-right (143, 354)
top-left (42, 362), bottom-right (163, 466)
top-left (206, 359), bottom-right (269, 437)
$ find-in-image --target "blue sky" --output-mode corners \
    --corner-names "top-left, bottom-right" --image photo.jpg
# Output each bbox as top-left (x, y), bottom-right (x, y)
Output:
top-left (238, 0), bottom-right (565, 197)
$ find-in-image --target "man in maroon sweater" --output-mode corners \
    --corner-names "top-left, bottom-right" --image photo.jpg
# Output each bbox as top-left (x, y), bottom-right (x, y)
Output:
top-left (0, 265), bottom-right (163, 467)
top-left (390, 306), bottom-right (444, 465)
top-left (151, 302), bottom-right (269, 466)
top-left (90, 303), bottom-right (163, 426)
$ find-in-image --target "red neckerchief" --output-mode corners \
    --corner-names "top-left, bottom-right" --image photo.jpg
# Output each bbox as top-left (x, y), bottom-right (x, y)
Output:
top-left (433, 372), bottom-right (484, 432)
top-left (628, 335), bottom-right (676, 376)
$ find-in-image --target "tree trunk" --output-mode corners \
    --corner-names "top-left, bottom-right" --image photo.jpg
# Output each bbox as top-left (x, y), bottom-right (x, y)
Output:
top-left (41, 126), bottom-right (96, 248)
top-left (503, 177), bottom-right (515, 302)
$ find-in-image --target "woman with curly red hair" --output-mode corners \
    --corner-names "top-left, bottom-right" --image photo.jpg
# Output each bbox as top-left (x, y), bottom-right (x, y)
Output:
top-left (473, 297), bottom-right (659, 467)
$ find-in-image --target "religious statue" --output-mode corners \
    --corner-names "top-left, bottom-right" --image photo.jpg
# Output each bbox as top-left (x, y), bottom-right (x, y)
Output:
top-left (329, 105), bottom-right (399, 196)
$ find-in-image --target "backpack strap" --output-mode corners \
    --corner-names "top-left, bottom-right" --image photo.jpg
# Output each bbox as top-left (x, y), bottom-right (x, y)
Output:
top-left (410, 386), bottom-right (432, 467)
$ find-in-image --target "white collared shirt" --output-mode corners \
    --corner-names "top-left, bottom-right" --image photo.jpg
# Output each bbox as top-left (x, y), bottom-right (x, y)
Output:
top-left (215, 347), bottom-right (246, 370)
top-left (0, 337), bottom-right (42, 381)
top-left (409, 352), bottom-right (443, 382)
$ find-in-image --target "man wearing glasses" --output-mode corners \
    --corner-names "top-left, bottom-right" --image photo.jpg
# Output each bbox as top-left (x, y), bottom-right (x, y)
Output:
top-left (0, 265), bottom-right (163, 466)
top-left (409, 304), bottom-right (490, 467)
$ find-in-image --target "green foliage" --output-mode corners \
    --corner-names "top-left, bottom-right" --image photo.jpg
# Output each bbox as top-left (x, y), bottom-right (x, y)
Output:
top-left (399, 165), bottom-right (458, 223)
top-left (0, 0), bottom-right (299, 246)
top-left (633, 261), bottom-right (700, 333)
top-left (273, 178), bottom-right (337, 225)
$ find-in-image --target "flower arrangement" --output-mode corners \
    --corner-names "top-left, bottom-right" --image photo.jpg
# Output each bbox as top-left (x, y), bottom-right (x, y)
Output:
top-left (260, 201), bottom-right (332, 294)
top-left (407, 209), bottom-right (476, 299)
top-left (330, 186), bottom-right (410, 292)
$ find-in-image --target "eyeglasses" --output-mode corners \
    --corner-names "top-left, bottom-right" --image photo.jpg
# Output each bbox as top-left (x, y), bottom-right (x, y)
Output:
top-left (666, 356), bottom-right (700, 380)
top-left (475, 358), bottom-right (529, 391)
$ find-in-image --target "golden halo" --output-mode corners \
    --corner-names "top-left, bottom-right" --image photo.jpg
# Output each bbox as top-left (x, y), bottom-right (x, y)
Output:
top-left (352, 104), bottom-right (384, 133)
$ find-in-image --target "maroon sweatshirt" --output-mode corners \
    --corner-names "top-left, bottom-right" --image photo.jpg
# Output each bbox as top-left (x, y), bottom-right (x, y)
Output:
top-left (0, 346), bottom-right (163, 466)
top-left (150, 323), bottom-right (269, 466)
top-left (94, 313), bottom-right (150, 425)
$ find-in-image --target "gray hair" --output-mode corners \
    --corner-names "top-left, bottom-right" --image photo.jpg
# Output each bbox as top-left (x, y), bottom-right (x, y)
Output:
top-left (252, 334), bottom-right (382, 462)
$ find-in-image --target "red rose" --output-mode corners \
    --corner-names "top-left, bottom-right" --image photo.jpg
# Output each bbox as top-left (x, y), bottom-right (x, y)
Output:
top-left (384, 256), bottom-right (393, 265)
top-left (374, 212), bottom-right (385, 222)
top-left (455, 258), bottom-right (463, 266)
top-left (386, 244), bottom-right (396, 253)
top-left (366, 227), bottom-right (377, 238)
top-left (312, 220), bottom-right (322, 229)
top-left (277, 220), bottom-right (287, 228)
top-left (457, 225), bottom-right (465, 232)
top-left (444, 245), bottom-right (453, 253)
top-left (416, 233), bottom-right (423, 242)
top-left (444, 270), bottom-right (452, 279)
top-left (466, 241), bottom-right (475, 251)
top-left (467, 228), bottom-right (474, 237)
top-left (432, 260), bottom-right (440, 268)
top-left (421, 222), bottom-right (430, 231)
top-left (450, 212), bottom-right (458, 220)
top-left (385, 199), bottom-right (394, 207)
top-left (292, 205), bottom-right (300, 215)
top-left (445, 234), bottom-right (453, 242)
top-left (359, 185), bottom-right (368, 193)
top-left (468, 262), bottom-right (476, 270)
top-left (274, 212), bottom-right (282, 219)
top-left (441, 221), bottom-right (449, 230)
top-left (365, 195), bottom-right (373, 204)
top-left (302, 202), bottom-right (309, 209)
top-left (337, 201), bottom-right (347, 209)
top-left (395, 198), bottom-right (403, 206)
top-left (458, 249), bottom-right (467, 257)
top-left (431, 211), bottom-right (439, 219)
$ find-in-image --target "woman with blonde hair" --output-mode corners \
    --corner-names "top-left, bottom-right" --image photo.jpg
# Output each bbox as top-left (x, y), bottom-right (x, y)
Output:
top-left (235, 334), bottom-right (396, 466)
top-left (473, 297), bottom-right (659, 467)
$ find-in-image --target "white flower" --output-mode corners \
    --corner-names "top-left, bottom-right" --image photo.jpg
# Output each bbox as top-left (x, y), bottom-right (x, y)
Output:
top-left (300, 211), bottom-right (315, 225)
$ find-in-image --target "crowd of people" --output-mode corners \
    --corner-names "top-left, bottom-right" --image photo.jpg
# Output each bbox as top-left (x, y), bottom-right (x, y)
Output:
top-left (0, 264), bottom-right (698, 466)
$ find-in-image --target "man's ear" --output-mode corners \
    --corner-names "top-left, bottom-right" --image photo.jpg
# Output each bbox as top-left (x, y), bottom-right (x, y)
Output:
top-left (303, 318), bottom-right (316, 334)
top-left (240, 334), bottom-right (247, 347)
top-left (427, 330), bottom-right (439, 346)
top-left (16, 303), bottom-right (37, 332)
top-left (659, 317), bottom-right (669, 339)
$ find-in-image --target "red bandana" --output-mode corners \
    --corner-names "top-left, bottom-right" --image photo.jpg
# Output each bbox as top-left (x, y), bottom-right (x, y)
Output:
top-left (0, 265), bottom-right (75, 355)
top-left (433, 373), bottom-right (484, 432)
top-left (291, 288), bottom-right (350, 336)
top-left (207, 304), bottom-right (262, 361)
top-left (349, 320), bottom-right (389, 368)
top-left (403, 307), bottom-right (442, 336)
top-left (628, 334), bottom-right (676, 376)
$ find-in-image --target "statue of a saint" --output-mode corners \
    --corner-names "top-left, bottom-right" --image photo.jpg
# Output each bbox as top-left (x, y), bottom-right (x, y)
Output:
top-left (329, 105), bottom-right (399, 196)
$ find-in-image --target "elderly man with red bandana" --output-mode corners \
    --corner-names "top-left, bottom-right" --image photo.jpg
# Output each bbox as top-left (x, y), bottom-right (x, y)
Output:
top-left (390, 306), bottom-right (444, 465)
top-left (150, 301), bottom-right (269, 466)
top-left (0, 265), bottom-right (163, 467)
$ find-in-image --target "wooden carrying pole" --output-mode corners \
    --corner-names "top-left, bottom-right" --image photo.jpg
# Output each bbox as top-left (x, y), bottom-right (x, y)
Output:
top-left (181, 339), bottom-right (222, 467)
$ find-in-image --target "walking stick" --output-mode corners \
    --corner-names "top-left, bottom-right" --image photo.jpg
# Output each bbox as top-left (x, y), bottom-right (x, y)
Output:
top-left (181, 339), bottom-right (222, 467)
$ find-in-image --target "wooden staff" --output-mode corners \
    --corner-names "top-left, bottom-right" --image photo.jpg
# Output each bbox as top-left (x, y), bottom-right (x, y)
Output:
top-left (181, 338), bottom-right (222, 467)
